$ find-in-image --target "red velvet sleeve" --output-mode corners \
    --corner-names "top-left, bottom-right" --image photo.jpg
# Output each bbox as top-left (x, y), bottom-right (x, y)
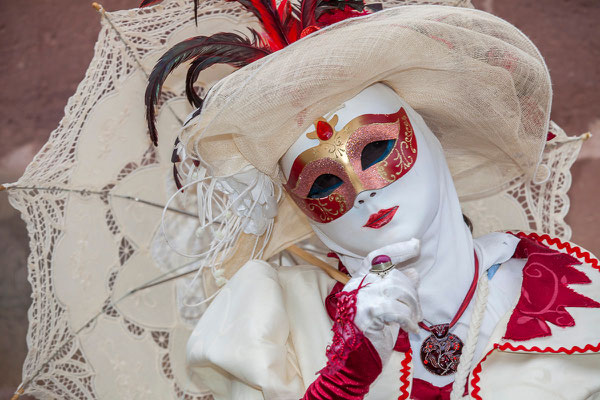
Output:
top-left (302, 285), bottom-right (383, 400)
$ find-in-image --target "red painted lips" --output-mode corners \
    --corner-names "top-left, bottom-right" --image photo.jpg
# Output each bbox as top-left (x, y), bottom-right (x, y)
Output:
top-left (363, 206), bottom-right (399, 229)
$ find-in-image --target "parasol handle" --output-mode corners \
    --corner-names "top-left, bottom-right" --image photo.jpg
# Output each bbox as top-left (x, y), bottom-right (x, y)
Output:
top-left (11, 387), bottom-right (24, 400)
top-left (286, 245), bottom-right (349, 284)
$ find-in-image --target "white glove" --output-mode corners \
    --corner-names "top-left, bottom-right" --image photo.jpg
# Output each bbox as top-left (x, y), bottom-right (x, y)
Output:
top-left (343, 268), bottom-right (421, 365)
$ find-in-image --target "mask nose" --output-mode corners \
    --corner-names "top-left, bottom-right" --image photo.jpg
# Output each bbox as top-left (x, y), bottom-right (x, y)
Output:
top-left (353, 190), bottom-right (377, 208)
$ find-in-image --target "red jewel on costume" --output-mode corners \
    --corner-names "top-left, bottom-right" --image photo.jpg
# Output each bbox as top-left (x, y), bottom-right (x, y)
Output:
top-left (316, 120), bottom-right (334, 141)
top-left (420, 324), bottom-right (464, 376)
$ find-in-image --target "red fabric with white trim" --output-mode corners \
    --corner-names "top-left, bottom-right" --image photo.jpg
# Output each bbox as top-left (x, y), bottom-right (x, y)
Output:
top-left (504, 234), bottom-right (600, 341)
top-left (470, 232), bottom-right (600, 400)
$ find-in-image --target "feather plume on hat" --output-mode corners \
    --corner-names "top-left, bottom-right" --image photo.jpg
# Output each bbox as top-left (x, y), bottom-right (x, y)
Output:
top-left (144, 0), bottom-right (373, 147)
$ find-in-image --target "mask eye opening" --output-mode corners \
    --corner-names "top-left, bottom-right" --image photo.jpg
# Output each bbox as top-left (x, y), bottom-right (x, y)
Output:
top-left (307, 174), bottom-right (343, 199)
top-left (361, 139), bottom-right (396, 170)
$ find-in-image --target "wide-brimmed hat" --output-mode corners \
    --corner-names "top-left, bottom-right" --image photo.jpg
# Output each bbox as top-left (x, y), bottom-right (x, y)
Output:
top-left (183, 4), bottom-right (551, 201)
top-left (147, 1), bottom-right (553, 294)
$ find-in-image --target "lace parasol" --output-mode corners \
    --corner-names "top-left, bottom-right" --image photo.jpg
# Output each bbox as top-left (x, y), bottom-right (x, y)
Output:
top-left (2, 0), bottom-right (588, 398)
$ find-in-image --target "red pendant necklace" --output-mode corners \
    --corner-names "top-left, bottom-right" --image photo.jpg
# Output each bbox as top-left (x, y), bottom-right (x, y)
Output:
top-left (419, 252), bottom-right (479, 376)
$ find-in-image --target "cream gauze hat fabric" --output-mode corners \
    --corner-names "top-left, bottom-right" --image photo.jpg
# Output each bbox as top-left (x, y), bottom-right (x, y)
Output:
top-left (182, 5), bottom-right (552, 202)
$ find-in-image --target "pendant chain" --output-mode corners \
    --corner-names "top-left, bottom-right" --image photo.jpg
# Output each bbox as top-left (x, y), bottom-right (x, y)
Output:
top-left (418, 251), bottom-right (479, 332)
top-left (418, 251), bottom-right (479, 376)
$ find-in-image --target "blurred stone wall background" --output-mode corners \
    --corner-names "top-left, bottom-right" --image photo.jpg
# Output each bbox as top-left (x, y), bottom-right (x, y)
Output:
top-left (0, 0), bottom-right (598, 397)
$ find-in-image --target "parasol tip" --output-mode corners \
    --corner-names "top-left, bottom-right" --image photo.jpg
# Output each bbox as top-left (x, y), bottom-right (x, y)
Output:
top-left (91, 2), bottom-right (104, 12)
top-left (581, 132), bottom-right (592, 141)
top-left (0, 184), bottom-right (6, 192)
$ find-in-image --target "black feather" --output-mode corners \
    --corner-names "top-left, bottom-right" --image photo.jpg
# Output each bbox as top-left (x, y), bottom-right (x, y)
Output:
top-left (315, 0), bottom-right (366, 19)
top-left (365, 2), bottom-right (383, 12)
top-left (145, 32), bottom-right (271, 145)
top-left (300, 0), bottom-right (367, 27)
top-left (185, 31), bottom-right (270, 107)
top-left (300, 0), bottom-right (319, 28)
top-left (139, 0), bottom-right (162, 7)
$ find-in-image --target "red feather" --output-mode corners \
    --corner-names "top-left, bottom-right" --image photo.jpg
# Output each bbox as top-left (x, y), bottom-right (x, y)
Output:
top-left (278, 0), bottom-right (302, 42)
top-left (317, 5), bottom-right (369, 26)
top-left (277, 0), bottom-right (289, 19)
top-left (231, 0), bottom-right (289, 50)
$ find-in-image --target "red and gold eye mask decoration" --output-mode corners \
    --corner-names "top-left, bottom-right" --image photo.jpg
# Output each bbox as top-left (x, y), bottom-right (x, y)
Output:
top-left (284, 107), bottom-right (418, 223)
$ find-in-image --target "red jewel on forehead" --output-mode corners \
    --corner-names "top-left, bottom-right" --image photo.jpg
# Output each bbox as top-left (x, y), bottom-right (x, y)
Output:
top-left (316, 120), bottom-right (334, 141)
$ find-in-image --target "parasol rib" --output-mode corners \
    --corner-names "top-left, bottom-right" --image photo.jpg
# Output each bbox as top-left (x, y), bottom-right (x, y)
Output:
top-left (92, 1), bottom-right (186, 128)
top-left (3, 184), bottom-right (198, 218)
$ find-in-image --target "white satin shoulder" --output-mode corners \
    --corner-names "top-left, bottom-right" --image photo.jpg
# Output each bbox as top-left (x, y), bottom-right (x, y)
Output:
top-left (187, 260), bottom-right (306, 400)
top-left (187, 260), bottom-right (408, 399)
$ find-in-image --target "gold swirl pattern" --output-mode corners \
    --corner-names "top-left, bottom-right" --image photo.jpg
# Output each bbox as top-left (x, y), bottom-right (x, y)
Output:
top-left (377, 114), bottom-right (417, 182)
top-left (304, 193), bottom-right (348, 222)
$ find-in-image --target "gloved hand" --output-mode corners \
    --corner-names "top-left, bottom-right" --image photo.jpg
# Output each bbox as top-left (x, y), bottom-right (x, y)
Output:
top-left (343, 267), bottom-right (421, 365)
top-left (302, 239), bottom-right (422, 400)
top-left (339, 238), bottom-right (422, 364)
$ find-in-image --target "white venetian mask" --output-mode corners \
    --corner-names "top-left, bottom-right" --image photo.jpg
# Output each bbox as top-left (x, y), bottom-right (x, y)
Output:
top-left (280, 83), bottom-right (441, 257)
